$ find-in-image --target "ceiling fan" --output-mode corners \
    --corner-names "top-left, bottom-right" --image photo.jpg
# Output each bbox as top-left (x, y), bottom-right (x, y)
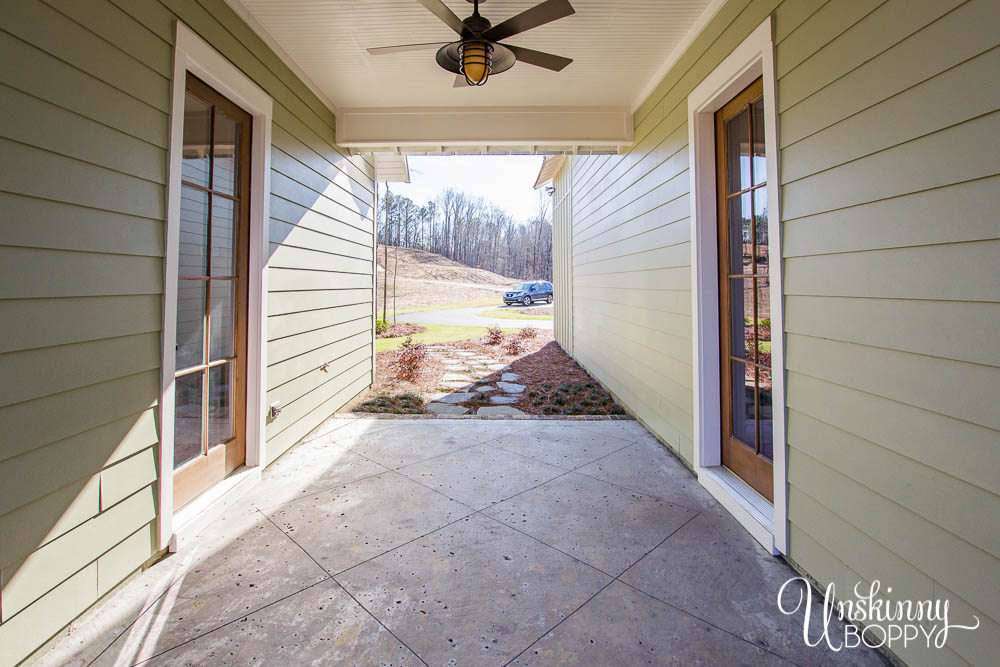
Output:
top-left (367, 0), bottom-right (575, 87)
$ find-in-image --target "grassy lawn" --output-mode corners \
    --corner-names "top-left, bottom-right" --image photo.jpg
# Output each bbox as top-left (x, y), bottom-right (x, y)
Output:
top-left (392, 298), bottom-right (501, 315)
top-left (375, 323), bottom-right (517, 351)
top-left (479, 307), bottom-right (553, 321)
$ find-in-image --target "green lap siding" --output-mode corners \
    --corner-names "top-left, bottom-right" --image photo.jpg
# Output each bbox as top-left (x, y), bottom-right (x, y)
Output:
top-left (555, 0), bottom-right (1000, 664)
top-left (0, 1), bottom-right (374, 663)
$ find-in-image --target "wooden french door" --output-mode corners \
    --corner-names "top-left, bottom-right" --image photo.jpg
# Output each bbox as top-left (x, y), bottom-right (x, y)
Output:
top-left (173, 73), bottom-right (251, 509)
top-left (716, 78), bottom-right (774, 502)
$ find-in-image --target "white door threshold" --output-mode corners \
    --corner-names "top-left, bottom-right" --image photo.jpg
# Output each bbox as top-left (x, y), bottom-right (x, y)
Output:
top-left (698, 465), bottom-right (778, 554)
top-left (169, 465), bottom-right (261, 553)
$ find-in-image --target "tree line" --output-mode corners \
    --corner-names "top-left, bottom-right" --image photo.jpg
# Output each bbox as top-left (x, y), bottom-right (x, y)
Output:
top-left (377, 187), bottom-right (553, 282)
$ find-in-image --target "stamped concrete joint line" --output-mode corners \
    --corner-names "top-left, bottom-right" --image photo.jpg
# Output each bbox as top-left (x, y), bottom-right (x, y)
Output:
top-left (38, 417), bottom-right (884, 667)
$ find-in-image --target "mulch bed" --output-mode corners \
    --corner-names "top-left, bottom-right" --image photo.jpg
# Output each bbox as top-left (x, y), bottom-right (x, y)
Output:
top-left (358, 328), bottom-right (626, 416)
top-left (376, 323), bottom-right (426, 339)
top-left (352, 393), bottom-right (425, 414)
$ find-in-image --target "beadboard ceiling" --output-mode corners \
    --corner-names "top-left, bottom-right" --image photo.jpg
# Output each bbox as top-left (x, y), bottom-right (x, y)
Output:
top-left (231, 0), bottom-right (715, 110)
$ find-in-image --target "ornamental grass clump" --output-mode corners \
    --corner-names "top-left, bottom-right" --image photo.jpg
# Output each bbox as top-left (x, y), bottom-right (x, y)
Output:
top-left (394, 336), bottom-right (428, 381)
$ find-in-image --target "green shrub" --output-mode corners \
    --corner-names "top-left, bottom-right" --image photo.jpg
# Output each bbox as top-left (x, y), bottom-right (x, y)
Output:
top-left (375, 318), bottom-right (389, 335)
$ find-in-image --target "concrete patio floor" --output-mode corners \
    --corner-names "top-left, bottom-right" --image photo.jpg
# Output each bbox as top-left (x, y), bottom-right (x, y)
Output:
top-left (41, 418), bottom-right (884, 666)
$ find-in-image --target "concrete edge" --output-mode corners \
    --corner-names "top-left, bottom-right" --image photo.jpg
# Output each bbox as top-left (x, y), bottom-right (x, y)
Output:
top-left (333, 413), bottom-right (636, 421)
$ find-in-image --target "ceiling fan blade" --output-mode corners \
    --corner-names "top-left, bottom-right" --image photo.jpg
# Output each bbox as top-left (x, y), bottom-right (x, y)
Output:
top-left (483, 0), bottom-right (575, 42)
top-left (505, 44), bottom-right (572, 72)
top-left (415, 0), bottom-right (467, 35)
top-left (453, 74), bottom-right (471, 87)
top-left (367, 42), bottom-right (450, 55)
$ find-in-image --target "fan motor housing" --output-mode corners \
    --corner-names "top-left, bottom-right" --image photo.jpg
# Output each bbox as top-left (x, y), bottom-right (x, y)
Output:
top-left (435, 41), bottom-right (515, 76)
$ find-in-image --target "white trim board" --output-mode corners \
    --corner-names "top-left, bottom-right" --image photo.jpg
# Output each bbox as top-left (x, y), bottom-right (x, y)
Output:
top-left (159, 21), bottom-right (273, 552)
top-left (336, 106), bottom-right (633, 149)
top-left (686, 16), bottom-right (788, 555)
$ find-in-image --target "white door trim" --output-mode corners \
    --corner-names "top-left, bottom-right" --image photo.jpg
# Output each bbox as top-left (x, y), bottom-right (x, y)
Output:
top-left (686, 16), bottom-right (788, 554)
top-left (158, 21), bottom-right (272, 551)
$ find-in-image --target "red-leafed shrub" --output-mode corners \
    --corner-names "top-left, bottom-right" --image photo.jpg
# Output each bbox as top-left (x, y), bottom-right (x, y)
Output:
top-left (518, 327), bottom-right (538, 339)
top-left (485, 327), bottom-right (504, 345)
top-left (503, 335), bottom-right (524, 355)
top-left (395, 336), bottom-right (428, 381)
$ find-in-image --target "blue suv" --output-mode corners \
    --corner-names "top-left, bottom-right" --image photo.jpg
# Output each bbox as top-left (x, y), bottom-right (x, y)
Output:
top-left (503, 281), bottom-right (553, 306)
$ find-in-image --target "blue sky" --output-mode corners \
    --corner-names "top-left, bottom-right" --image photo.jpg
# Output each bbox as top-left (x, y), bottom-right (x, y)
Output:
top-left (382, 155), bottom-right (546, 223)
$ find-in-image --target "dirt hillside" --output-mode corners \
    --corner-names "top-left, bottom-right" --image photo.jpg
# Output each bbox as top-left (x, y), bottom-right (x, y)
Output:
top-left (376, 247), bottom-right (522, 286)
top-left (375, 246), bottom-right (525, 313)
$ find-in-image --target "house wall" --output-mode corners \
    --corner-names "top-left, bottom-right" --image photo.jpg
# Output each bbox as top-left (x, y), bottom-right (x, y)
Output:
top-left (556, 0), bottom-right (1000, 664)
top-left (0, 1), bottom-right (374, 664)
top-left (551, 163), bottom-right (573, 353)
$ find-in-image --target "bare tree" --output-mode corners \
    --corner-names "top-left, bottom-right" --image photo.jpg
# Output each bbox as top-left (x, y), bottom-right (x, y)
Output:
top-left (376, 186), bottom-right (554, 306)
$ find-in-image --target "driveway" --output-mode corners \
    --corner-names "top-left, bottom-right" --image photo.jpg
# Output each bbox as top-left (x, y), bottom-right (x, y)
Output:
top-left (397, 305), bottom-right (554, 330)
top-left (40, 417), bottom-right (883, 666)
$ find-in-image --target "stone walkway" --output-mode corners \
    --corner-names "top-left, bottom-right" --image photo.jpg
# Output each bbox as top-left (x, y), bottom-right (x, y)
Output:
top-left (40, 419), bottom-right (884, 666)
top-left (425, 347), bottom-right (527, 416)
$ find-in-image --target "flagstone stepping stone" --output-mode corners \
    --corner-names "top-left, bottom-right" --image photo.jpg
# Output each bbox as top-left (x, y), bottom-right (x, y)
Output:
top-left (425, 403), bottom-right (469, 415)
top-left (443, 381), bottom-right (475, 390)
top-left (490, 395), bottom-right (520, 404)
top-left (474, 385), bottom-right (496, 392)
top-left (496, 382), bottom-right (526, 393)
top-left (477, 406), bottom-right (526, 416)
top-left (442, 374), bottom-right (474, 382)
top-left (501, 372), bottom-right (520, 382)
top-left (437, 392), bottom-right (475, 404)
top-left (454, 351), bottom-right (476, 357)
top-left (487, 363), bottom-right (512, 371)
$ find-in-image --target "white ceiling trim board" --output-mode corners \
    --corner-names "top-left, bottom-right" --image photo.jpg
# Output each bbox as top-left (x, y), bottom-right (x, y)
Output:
top-left (337, 106), bottom-right (633, 149)
top-left (224, 0), bottom-right (339, 113)
top-left (630, 0), bottom-right (728, 113)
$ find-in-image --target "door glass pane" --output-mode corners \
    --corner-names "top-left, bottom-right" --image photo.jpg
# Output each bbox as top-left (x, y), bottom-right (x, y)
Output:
top-left (212, 111), bottom-right (240, 197)
top-left (756, 276), bottom-right (771, 368)
top-left (753, 188), bottom-right (768, 272)
top-left (211, 195), bottom-right (237, 277)
top-left (759, 367), bottom-right (773, 460)
top-left (209, 280), bottom-right (235, 360)
top-left (208, 362), bottom-right (233, 446)
top-left (730, 360), bottom-right (756, 445)
top-left (752, 97), bottom-right (766, 186)
top-left (175, 280), bottom-right (205, 370)
top-left (174, 371), bottom-right (203, 467)
top-left (730, 278), bottom-right (754, 363)
top-left (726, 109), bottom-right (751, 194)
top-left (178, 187), bottom-right (209, 277)
top-left (182, 93), bottom-right (211, 188)
top-left (728, 192), bottom-right (752, 275)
